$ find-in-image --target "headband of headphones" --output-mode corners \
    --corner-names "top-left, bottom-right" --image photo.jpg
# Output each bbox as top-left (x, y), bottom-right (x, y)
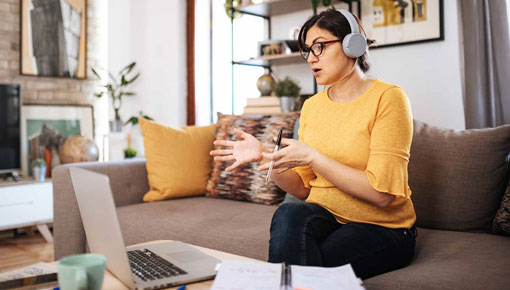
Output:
top-left (338, 9), bottom-right (360, 35)
top-left (337, 9), bottom-right (367, 58)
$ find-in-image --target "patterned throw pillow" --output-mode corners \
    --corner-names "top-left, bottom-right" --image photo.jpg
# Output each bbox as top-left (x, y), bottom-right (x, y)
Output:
top-left (207, 112), bottom-right (300, 205)
top-left (493, 176), bottom-right (510, 236)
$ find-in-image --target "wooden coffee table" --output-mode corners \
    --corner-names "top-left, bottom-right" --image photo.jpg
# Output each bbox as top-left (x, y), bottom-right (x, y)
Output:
top-left (102, 240), bottom-right (259, 290)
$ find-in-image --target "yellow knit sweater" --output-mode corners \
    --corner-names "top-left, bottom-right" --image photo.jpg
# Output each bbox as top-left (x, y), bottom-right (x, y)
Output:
top-left (293, 79), bottom-right (416, 229)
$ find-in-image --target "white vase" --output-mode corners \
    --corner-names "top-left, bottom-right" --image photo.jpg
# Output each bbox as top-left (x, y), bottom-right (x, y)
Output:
top-left (110, 120), bottom-right (123, 132)
top-left (32, 166), bottom-right (46, 181)
top-left (280, 96), bottom-right (295, 112)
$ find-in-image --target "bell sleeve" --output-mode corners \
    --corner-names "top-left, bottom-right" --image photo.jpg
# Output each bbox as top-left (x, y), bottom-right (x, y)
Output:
top-left (365, 87), bottom-right (413, 197)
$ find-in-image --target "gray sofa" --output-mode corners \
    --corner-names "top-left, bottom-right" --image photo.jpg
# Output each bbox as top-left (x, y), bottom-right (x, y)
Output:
top-left (53, 121), bottom-right (510, 289)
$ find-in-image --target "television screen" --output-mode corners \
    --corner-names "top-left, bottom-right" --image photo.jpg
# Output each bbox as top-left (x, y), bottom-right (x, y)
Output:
top-left (0, 84), bottom-right (21, 173)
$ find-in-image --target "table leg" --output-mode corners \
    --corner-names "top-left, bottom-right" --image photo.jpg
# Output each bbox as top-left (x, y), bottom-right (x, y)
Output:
top-left (36, 224), bottom-right (54, 243)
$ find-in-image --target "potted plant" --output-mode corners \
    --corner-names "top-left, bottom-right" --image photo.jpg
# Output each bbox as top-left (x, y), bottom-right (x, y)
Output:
top-left (123, 134), bottom-right (137, 159)
top-left (124, 111), bottom-right (154, 158)
top-left (311, 0), bottom-right (335, 15)
top-left (274, 77), bottom-right (301, 112)
top-left (91, 62), bottom-right (140, 132)
top-left (31, 158), bottom-right (46, 181)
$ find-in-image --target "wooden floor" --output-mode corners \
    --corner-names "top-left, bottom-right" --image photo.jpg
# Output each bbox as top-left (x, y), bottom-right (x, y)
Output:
top-left (0, 229), bottom-right (54, 273)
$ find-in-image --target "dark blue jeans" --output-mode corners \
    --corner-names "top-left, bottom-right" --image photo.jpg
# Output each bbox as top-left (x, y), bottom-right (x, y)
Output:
top-left (268, 202), bottom-right (416, 280)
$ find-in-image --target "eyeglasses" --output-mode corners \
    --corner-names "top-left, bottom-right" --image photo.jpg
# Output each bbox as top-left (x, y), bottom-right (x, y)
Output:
top-left (300, 39), bottom-right (341, 60)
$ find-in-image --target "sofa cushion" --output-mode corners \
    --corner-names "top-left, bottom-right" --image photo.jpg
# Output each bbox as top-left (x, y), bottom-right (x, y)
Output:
top-left (139, 118), bottom-right (216, 202)
top-left (207, 112), bottom-right (300, 205)
top-left (364, 228), bottom-right (510, 290)
top-left (116, 196), bottom-right (277, 261)
top-left (409, 121), bottom-right (510, 232)
top-left (493, 177), bottom-right (510, 235)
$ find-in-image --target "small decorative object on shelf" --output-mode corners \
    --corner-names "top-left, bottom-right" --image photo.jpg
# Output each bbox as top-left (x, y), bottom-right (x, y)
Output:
top-left (124, 112), bottom-right (153, 158)
top-left (274, 77), bottom-right (301, 112)
top-left (123, 134), bottom-right (137, 159)
top-left (288, 26), bottom-right (301, 40)
top-left (258, 40), bottom-right (293, 57)
top-left (59, 136), bottom-right (100, 164)
top-left (124, 147), bottom-right (137, 159)
top-left (92, 62), bottom-right (141, 133)
top-left (31, 158), bottom-right (46, 181)
top-left (257, 73), bottom-right (276, 96)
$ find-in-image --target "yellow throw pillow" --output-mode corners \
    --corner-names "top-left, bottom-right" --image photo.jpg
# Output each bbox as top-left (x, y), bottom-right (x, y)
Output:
top-left (139, 118), bottom-right (216, 202)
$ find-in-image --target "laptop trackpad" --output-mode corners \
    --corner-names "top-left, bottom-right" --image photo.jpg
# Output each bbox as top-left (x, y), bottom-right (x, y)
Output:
top-left (166, 250), bottom-right (208, 263)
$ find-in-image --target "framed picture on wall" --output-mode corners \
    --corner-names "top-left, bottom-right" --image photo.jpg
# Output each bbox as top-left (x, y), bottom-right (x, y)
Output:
top-left (20, 104), bottom-right (94, 177)
top-left (20, 0), bottom-right (87, 78)
top-left (360, 0), bottom-right (444, 48)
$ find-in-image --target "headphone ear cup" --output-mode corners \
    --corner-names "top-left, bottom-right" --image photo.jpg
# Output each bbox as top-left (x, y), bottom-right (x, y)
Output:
top-left (342, 33), bottom-right (367, 58)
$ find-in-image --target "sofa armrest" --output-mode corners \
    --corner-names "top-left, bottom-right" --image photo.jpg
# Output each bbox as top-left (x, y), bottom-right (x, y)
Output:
top-left (52, 158), bottom-right (149, 260)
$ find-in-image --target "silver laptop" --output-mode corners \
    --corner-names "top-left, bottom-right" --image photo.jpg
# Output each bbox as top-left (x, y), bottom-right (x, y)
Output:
top-left (69, 167), bottom-right (220, 290)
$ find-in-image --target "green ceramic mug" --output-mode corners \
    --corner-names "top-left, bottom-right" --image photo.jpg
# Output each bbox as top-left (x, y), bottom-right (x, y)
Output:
top-left (58, 253), bottom-right (106, 290)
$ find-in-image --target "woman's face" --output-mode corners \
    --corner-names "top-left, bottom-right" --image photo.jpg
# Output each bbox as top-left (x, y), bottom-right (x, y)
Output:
top-left (304, 25), bottom-right (354, 86)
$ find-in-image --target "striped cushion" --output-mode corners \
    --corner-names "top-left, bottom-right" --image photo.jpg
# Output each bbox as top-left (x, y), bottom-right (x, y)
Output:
top-left (207, 112), bottom-right (300, 205)
top-left (493, 178), bottom-right (510, 236)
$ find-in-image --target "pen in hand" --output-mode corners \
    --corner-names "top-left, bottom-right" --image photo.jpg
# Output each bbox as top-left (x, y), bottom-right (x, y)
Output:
top-left (265, 129), bottom-right (283, 185)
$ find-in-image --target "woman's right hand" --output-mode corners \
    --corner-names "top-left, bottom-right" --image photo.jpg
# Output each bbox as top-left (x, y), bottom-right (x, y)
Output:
top-left (210, 128), bottom-right (263, 172)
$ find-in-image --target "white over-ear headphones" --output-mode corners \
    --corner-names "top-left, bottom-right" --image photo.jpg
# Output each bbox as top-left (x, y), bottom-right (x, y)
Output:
top-left (338, 9), bottom-right (367, 58)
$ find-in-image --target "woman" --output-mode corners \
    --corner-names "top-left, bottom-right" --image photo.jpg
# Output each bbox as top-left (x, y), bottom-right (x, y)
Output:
top-left (210, 9), bottom-right (416, 280)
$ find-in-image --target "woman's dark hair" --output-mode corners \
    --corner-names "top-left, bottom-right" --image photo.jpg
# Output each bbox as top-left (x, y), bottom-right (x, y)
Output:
top-left (298, 8), bottom-right (375, 73)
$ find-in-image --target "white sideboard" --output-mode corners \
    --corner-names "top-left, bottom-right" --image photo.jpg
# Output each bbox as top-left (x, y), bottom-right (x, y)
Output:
top-left (0, 180), bottom-right (53, 242)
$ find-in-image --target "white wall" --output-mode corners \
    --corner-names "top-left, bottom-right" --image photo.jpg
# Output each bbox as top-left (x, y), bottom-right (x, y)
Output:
top-left (195, 0), bottom-right (212, 126)
top-left (108, 0), bottom-right (187, 128)
top-left (271, 1), bottom-right (465, 130)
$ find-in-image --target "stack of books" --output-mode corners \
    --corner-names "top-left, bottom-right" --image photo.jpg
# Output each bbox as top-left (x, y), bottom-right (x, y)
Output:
top-left (243, 96), bottom-right (282, 114)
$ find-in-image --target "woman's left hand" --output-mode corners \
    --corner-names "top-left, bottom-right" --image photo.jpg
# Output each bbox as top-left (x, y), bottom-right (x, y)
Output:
top-left (257, 138), bottom-right (317, 174)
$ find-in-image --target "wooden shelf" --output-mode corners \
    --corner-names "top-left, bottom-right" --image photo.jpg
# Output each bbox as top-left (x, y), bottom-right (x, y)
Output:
top-left (237, 0), bottom-right (313, 17)
top-left (236, 0), bottom-right (352, 17)
top-left (234, 52), bottom-right (304, 67)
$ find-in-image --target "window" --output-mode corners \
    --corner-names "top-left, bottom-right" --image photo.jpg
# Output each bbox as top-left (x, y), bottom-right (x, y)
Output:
top-left (211, 2), bottom-right (264, 121)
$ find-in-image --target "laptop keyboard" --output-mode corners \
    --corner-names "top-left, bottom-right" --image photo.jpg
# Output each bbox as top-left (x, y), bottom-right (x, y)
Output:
top-left (127, 249), bottom-right (188, 281)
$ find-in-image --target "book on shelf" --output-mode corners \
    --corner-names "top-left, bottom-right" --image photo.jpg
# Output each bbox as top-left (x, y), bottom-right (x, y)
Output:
top-left (243, 105), bottom-right (282, 115)
top-left (211, 260), bottom-right (364, 290)
top-left (246, 96), bottom-right (281, 107)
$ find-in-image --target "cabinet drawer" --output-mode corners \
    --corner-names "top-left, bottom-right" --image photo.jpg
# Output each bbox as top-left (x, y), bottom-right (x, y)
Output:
top-left (0, 182), bottom-right (53, 230)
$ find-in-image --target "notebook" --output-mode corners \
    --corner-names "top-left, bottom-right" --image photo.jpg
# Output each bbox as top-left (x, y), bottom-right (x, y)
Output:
top-left (210, 260), bottom-right (365, 290)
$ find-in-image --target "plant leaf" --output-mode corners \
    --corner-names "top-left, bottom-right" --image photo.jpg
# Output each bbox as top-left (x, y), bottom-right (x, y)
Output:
top-left (312, 0), bottom-right (320, 15)
top-left (121, 75), bottom-right (127, 86)
top-left (91, 68), bottom-right (101, 79)
top-left (119, 91), bottom-right (136, 98)
top-left (125, 73), bottom-right (140, 85)
top-left (104, 84), bottom-right (114, 92)
top-left (124, 116), bottom-right (139, 126)
top-left (120, 62), bottom-right (136, 75)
